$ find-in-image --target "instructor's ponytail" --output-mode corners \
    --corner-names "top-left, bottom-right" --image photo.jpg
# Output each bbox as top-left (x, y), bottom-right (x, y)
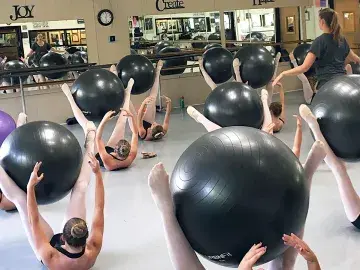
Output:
top-left (319, 8), bottom-right (342, 44)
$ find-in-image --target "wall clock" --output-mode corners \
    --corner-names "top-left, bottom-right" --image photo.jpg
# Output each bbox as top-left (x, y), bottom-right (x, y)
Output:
top-left (98, 9), bottom-right (114, 26)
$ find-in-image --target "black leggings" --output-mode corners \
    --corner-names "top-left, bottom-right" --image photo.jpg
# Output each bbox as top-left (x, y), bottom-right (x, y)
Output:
top-left (352, 215), bottom-right (360, 229)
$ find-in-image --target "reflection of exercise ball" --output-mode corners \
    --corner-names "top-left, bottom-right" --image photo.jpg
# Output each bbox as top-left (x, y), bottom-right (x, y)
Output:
top-left (350, 62), bottom-right (360, 74)
top-left (159, 47), bottom-right (187, 76)
top-left (71, 69), bottom-right (125, 117)
top-left (28, 54), bottom-right (36, 67)
top-left (171, 126), bottom-right (308, 267)
top-left (293, 44), bottom-right (315, 77)
top-left (204, 82), bottom-right (264, 128)
top-left (154, 41), bottom-right (171, 54)
top-left (117, 54), bottom-right (155, 95)
top-left (0, 121), bottom-right (83, 205)
top-left (311, 75), bottom-right (360, 160)
top-left (204, 43), bottom-right (222, 51)
top-left (0, 110), bottom-right (16, 147)
top-left (234, 46), bottom-right (275, 88)
top-left (203, 47), bottom-right (233, 84)
top-left (39, 52), bottom-right (68, 79)
top-left (208, 32), bottom-right (221, 41)
top-left (245, 32), bottom-right (265, 41)
top-left (71, 51), bottom-right (88, 64)
top-left (192, 36), bottom-right (206, 49)
top-left (3, 60), bottom-right (28, 85)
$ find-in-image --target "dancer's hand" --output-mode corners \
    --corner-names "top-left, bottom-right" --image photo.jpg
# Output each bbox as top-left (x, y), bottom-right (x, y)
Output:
top-left (283, 234), bottom-right (319, 264)
top-left (263, 123), bottom-right (275, 134)
top-left (157, 60), bottom-right (164, 71)
top-left (289, 52), bottom-right (295, 62)
top-left (120, 108), bottom-right (133, 118)
top-left (293, 115), bottom-right (302, 127)
top-left (88, 153), bottom-right (100, 174)
top-left (103, 110), bottom-right (116, 122)
top-left (145, 96), bottom-right (155, 105)
top-left (161, 96), bottom-right (171, 104)
top-left (238, 243), bottom-right (266, 270)
top-left (272, 73), bottom-right (283, 87)
top-left (28, 162), bottom-right (44, 189)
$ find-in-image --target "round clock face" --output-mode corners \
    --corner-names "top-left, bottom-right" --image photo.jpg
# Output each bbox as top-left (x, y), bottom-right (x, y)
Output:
top-left (98, 10), bottom-right (113, 26)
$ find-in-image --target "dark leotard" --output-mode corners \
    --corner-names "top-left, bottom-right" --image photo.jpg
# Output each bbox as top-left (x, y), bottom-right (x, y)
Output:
top-left (0, 188), bottom-right (3, 204)
top-left (352, 215), bottom-right (360, 229)
top-left (95, 146), bottom-right (122, 168)
top-left (139, 120), bottom-right (152, 140)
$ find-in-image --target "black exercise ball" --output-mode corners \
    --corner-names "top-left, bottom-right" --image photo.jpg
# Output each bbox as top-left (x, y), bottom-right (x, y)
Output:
top-left (350, 62), bottom-right (360, 74)
top-left (39, 52), bottom-right (68, 79)
top-left (208, 32), bottom-right (221, 41)
top-left (71, 69), bottom-right (125, 117)
top-left (154, 41), bottom-right (171, 54)
top-left (159, 47), bottom-right (187, 76)
top-left (171, 126), bottom-right (308, 267)
top-left (192, 36), bottom-right (206, 49)
top-left (234, 46), bottom-right (275, 88)
top-left (3, 60), bottom-right (28, 85)
top-left (204, 43), bottom-right (222, 51)
top-left (204, 82), bottom-right (264, 128)
top-left (311, 75), bottom-right (360, 160)
top-left (203, 47), bottom-right (233, 84)
top-left (117, 54), bottom-right (155, 95)
top-left (0, 121), bottom-right (83, 205)
top-left (71, 51), bottom-right (88, 64)
top-left (245, 32), bottom-right (266, 41)
top-left (293, 44), bottom-right (315, 77)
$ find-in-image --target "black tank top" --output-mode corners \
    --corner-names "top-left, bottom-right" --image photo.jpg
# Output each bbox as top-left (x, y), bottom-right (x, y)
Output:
top-left (50, 234), bottom-right (85, 259)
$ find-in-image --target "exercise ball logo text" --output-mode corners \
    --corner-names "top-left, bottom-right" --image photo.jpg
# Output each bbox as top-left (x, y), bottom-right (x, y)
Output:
top-left (207, 252), bottom-right (232, 261)
top-left (156, 0), bottom-right (185, 11)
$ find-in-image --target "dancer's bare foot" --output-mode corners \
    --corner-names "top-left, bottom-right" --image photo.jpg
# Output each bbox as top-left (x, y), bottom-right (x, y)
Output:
top-left (110, 64), bottom-right (117, 75)
top-left (125, 78), bottom-right (134, 94)
top-left (187, 106), bottom-right (202, 123)
top-left (148, 163), bottom-right (174, 215)
top-left (157, 60), bottom-right (164, 72)
top-left (299, 104), bottom-right (317, 127)
top-left (261, 89), bottom-right (269, 101)
top-left (16, 112), bottom-right (28, 127)
top-left (61, 83), bottom-right (72, 97)
top-left (84, 121), bottom-right (96, 149)
top-left (233, 58), bottom-right (240, 69)
top-left (198, 57), bottom-right (204, 70)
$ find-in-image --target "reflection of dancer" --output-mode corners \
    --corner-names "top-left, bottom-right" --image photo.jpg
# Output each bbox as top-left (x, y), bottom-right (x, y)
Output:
top-left (138, 60), bottom-right (172, 141)
top-left (300, 105), bottom-right (360, 229)
top-left (0, 121), bottom-right (105, 268)
top-left (148, 134), bottom-right (325, 270)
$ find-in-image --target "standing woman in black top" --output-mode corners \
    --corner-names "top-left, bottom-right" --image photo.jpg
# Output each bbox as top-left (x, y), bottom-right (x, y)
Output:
top-left (273, 8), bottom-right (360, 90)
top-left (25, 34), bottom-right (53, 85)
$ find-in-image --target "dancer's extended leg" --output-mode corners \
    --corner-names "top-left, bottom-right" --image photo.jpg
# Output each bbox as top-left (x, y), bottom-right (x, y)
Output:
top-left (187, 106), bottom-right (221, 132)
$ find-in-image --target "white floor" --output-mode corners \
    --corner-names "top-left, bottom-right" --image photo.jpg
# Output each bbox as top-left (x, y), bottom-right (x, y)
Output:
top-left (0, 91), bottom-right (359, 270)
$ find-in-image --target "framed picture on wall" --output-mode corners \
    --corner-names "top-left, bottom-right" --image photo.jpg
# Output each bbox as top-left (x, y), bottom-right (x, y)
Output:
top-left (286, 16), bottom-right (295, 34)
top-left (145, 18), bottom-right (153, 31)
top-left (167, 20), bottom-right (178, 32)
top-left (156, 19), bottom-right (168, 35)
top-left (343, 12), bottom-right (355, 32)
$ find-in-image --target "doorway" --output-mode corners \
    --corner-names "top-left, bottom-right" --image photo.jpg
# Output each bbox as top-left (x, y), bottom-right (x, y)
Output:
top-left (0, 26), bottom-right (24, 60)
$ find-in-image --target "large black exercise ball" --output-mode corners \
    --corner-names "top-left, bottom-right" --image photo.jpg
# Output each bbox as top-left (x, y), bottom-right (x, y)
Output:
top-left (350, 62), bottom-right (360, 74)
top-left (192, 36), bottom-right (206, 49)
top-left (3, 60), bottom-right (28, 85)
top-left (153, 41), bottom-right (171, 54)
top-left (0, 121), bottom-right (83, 205)
top-left (117, 54), bottom-right (155, 95)
top-left (203, 47), bottom-right (233, 84)
top-left (208, 32), bottom-right (221, 41)
top-left (171, 126), bottom-right (308, 267)
top-left (293, 44), bottom-right (315, 77)
top-left (234, 46), bottom-right (275, 88)
top-left (311, 75), bottom-right (360, 160)
top-left (204, 82), bottom-right (264, 128)
top-left (71, 51), bottom-right (88, 64)
top-left (245, 32), bottom-right (266, 41)
top-left (39, 52), bottom-right (68, 79)
top-left (158, 47), bottom-right (187, 76)
top-left (204, 43), bottom-right (222, 51)
top-left (71, 69), bottom-right (125, 116)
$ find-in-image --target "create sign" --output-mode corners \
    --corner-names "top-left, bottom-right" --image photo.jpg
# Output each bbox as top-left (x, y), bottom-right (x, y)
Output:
top-left (156, 0), bottom-right (185, 11)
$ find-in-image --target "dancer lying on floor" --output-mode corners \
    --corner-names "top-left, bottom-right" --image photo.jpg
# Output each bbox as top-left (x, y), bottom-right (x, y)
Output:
top-left (148, 156), bottom-right (324, 270)
top-left (0, 122), bottom-right (105, 269)
top-left (138, 60), bottom-right (172, 141)
top-left (62, 73), bottom-right (138, 171)
top-left (300, 105), bottom-right (360, 229)
top-left (0, 112), bottom-right (28, 211)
